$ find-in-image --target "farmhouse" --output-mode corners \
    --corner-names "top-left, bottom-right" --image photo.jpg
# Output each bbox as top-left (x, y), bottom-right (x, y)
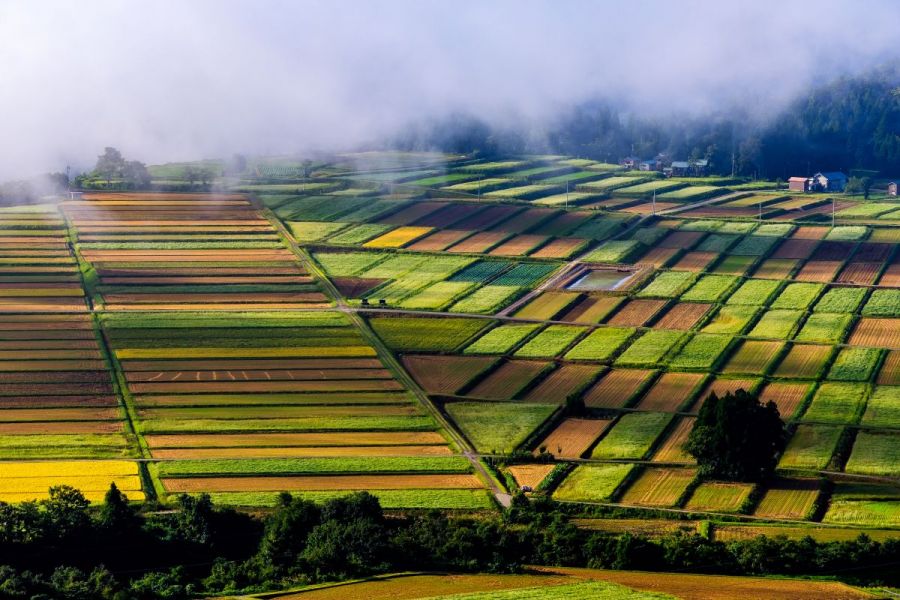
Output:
top-left (788, 177), bottom-right (811, 192)
top-left (621, 156), bottom-right (641, 169)
top-left (665, 159), bottom-right (710, 178)
top-left (888, 181), bottom-right (897, 196)
top-left (812, 171), bottom-right (848, 192)
top-left (639, 159), bottom-right (658, 171)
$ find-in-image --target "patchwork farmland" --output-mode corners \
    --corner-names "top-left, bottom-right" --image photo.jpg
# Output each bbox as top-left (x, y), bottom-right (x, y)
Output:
top-left (2, 152), bottom-right (900, 538)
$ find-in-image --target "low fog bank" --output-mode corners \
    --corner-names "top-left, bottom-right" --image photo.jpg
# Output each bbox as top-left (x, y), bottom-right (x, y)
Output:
top-left (1, 0), bottom-right (899, 178)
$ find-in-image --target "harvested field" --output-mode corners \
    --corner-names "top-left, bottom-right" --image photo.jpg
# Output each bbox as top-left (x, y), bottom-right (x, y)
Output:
top-left (848, 318), bottom-right (900, 349)
top-left (404, 229), bottom-right (472, 252)
top-left (758, 382), bottom-right (811, 420)
top-left (670, 251), bottom-right (718, 272)
top-left (688, 378), bottom-right (759, 412)
top-left (490, 208), bottom-right (556, 234)
top-left (773, 343), bottom-right (833, 378)
top-left (685, 481), bottom-right (754, 512)
top-left (162, 473), bottom-right (483, 492)
top-left (445, 231), bottom-right (508, 253)
top-left (466, 360), bottom-right (550, 400)
top-left (651, 417), bottom-right (695, 463)
top-left (657, 230), bottom-right (704, 249)
top-left (151, 445), bottom-right (453, 459)
top-left (145, 431), bottom-right (447, 448)
top-left (606, 299), bottom-right (667, 327)
top-left (402, 355), bottom-right (496, 395)
top-left (721, 340), bottom-right (783, 375)
top-left (794, 260), bottom-right (842, 282)
top-left (533, 418), bottom-right (610, 458)
top-left (771, 239), bottom-right (818, 259)
top-left (752, 258), bottom-right (798, 280)
top-left (582, 369), bottom-right (653, 408)
top-left (488, 235), bottom-right (548, 256)
top-left (635, 372), bottom-right (705, 412)
top-left (652, 302), bottom-right (710, 330)
top-left (877, 350), bottom-right (900, 385)
top-left (529, 237), bottom-right (585, 259)
top-left (557, 295), bottom-right (622, 324)
top-left (634, 246), bottom-right (679, 268)
top-left (620, 467), bottom-right (696, 507)
top-left (836, 262), bottom-right (882, 285)
top-left (877, 263), bottom-right (900, 287)
top-left (507, 464), bottom-right (555, 490)
top-left (522, 364), bottom-right (601, 403)
top-left (513, 292), bottom-right (578, 320)
top-left (754, 479), bottom-right (821, 519)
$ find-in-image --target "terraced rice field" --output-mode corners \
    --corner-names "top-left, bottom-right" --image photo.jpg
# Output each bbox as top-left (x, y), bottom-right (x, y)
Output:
top-left (4, 158), bottom-right (900, 532)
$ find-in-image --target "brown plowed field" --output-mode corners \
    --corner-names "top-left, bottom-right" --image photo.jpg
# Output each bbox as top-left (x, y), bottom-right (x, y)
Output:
top-left (0, 408), bottom-right (119, 422)
top-left (445, 231), bottom-right (509, 253)
top-left (488, 235), bottom-right (548, 256)
top-left (635, 372), bottom-right (705, 411)
top-left (534, 418), bottom-right (610, 458)
top-left (606, 299), bottom-right (667, 326)
top-left (793, 260), bottom-right (842, 282)
top-left (145, 431), bottom-right (448, 448)
top-left (140, 405), bottom-right (418, 420)
top-left (97, 266), bottom-right (305, 276)
top-left (0, 421), bottom-right (122, 434)
top-left (791, 225), bottom-right (829, 239)
top-left (582, 369), bottom-right (653, 408)
top-left (452, 205), bottom-right (521, 230)
top-left (124, 368), bottom-right (393, 382)
top-left (405, 230), bottom-right (472, 252)
top-left (877, 263), bottom-right (900, 287)
top-left (854, 242), bottom-right (892, 262)
top-left (415, 203), bottom-right (483, 228)
top-left (522, 364), bottom-right (601, 403)
top-left (377, 202), bottom-right (446, 225)
top-left (721, 340), bottom-right (783, 375)
top-left (652, 303), bottom-right (710, 330)
top-left (0, 382), bottom-right (113, 395)
top-left (758, 382), bottom-right (811, 419)
top-left (0, 359), bottom-right (104, 370)
top-left (558, 295), bottom-right (622, 324)
top-left (529, 238), bottom-right (585, 259)
top-left (490, 207), bottom-right (556, 233)
top-left (401, 355), bottom-right (496, 395)
top-left (812, 241), bottom-right (854, 261)
top-left (128, 379), bottom-right (405, 394)
top-left (657, 231), bottom-right (704, 249)
top-left (101, 276), bottom-right (312, 285)
top-left (835, 262), bottom-right (882, 285)
top-left (152, 445), bottom-right (453, 459)
top-left (771, 239), bottom-right (817, 259)
top-left (670, 252), bottom-right (718, 272)
top-left (0, 371), bottom-right (110, 383)
top-left (849, 318), bottom-right (900, 349)
top-left (121, 358), bottom-right (383, 371)
top-left (102, 292), bottom-right (328, 303)
top-left (688, 378), bottom-right (758, 412)
top-left (466, 360), bottom-right (550, 400)
top-left (163, 473), bottom-right (483, 492)
top-left (634, 246), bottom-right (679, 268)
top-left (0, 395), bottom-right (117, 408)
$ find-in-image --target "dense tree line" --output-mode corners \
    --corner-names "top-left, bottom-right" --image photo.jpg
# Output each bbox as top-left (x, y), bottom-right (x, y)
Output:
top-left (1, 484), bottom-right (899, 598)
top-left (394, 64), bottom-right (900, 178)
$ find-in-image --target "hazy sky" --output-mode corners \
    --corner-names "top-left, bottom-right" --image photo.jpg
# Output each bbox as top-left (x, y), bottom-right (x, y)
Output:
top-left (1, 0), bottom-right (899, 177)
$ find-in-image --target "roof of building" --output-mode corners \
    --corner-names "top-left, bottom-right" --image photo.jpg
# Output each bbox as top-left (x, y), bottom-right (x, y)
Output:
top-left (815, 171), bottom-right (848, 180)
top-left (671, 161), bottom-right (690, 168)
top-left (691, 159), bottom-right (709, 167)
top-left (788, 177), bottom-right (808, 182)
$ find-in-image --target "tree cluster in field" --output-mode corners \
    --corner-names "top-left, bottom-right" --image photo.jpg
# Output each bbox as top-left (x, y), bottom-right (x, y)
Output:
top-left (74, 147), bottom-right (151, 190)
top-left (1, 482), bottom-right (900, 598)
top-left (393, 64), bottom-right (900, 179)
top-left (686, 389), bottom-right (787, 482)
